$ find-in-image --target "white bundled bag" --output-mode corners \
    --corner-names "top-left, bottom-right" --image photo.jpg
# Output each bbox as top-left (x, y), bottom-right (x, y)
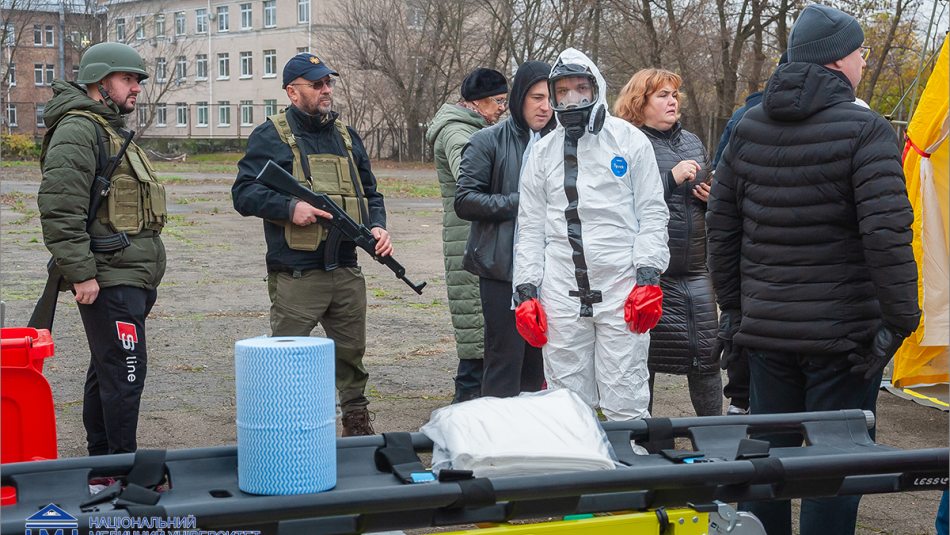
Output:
top-left (420, 389), bottom-right (617, 477)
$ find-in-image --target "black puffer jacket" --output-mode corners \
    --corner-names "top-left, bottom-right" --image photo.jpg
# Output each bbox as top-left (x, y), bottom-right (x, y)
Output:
top-left (707, 63), bottom-right (920, 354)
top-left (640, 124), bottom-right (718, 374)
top-left (455, 61), bottom-right (554, 281)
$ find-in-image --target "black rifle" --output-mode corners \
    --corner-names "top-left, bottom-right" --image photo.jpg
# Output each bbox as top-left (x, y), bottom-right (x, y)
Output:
top-left (28, 129), bottom-right (135, 331)
top-left (256, 160), bottom-right (426, 295)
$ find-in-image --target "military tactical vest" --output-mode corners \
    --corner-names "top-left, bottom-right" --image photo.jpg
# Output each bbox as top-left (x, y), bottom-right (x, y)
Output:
top-left (59, 110), bottom-right (167, 235)
top-left (268, 111), bottom-right (368, 251)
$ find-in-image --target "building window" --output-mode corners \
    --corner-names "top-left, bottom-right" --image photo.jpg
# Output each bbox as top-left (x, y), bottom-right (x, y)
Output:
top-left (175, 56), bottom-right (187, 81)
top-left (156, 103), bottom-right (167, 126)
top-left (33, 25), bottom-right (41, 46)
top-left (216, 6), bottom-right (230, 32)
top-left (240, 100), bottom-right (253, 126)
top-left (296, 46), bottom-right (309, 54)
top-left (264, 98), bottom-right (277, 117)
top-left (36, 104), bottom-right (45, 127)
top-left (297, 0), bottom-right (310, 23)
top-left (196, 54), bottom-right (208, 80)
top-left (196, 9), bottom-right (208, 34)
top-left (196, 101), bottom-right (208, 126)
top-left (240, 51), bottom-right (252, 78)
top-left (115, 18), bottom-right (126, 41)
top-left (175, 12), bottom-right (186, 36)
top-left (155, 14), bottom-right (166, 36)
top-left (263, 1), bottom-right (276, 28)
top-left (407, 6), bottom-right (425, 29)
top-left (263, 50), bottom-right (276, 77)
top-left (240, 3), bottom-right (252, 29)
top-left (71, 65), bottom-right (79, 80)
top-left (155, 57), bottom-right (167, 82)
top-left (217, 53), bottom-right (229, 79)
top-left (4, 24), bottom-right (15, 47)
top-left (6, 103), bottom-right (16, 127)
top-left (45, 64), bottom-right (53, 85)
top-left (6, 63), bottom-right (15, 86)
top-left (218, 101), bottom-right (230, 126)
top-left (135, 16), bottom-right (145, 40)
top-left (34, 63), bottom-right (43, 85)
top-left (137, 107), bottom-right (147, 127)
top-left (176, 103), bottom-right (188, 126)
top-left (44, 25), bottom-right (54, 46)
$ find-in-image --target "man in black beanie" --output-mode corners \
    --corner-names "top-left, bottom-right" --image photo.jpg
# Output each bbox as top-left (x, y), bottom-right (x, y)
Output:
top-left (707, 4), bottom-right (920, 534)
top-left (455, 61), bottom-right (555, 397)
top-left (426, 67), bottom-right (508, 403)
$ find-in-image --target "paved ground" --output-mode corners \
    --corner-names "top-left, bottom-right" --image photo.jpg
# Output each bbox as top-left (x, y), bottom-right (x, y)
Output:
top-left (1, 161), bottom-right (946, 534)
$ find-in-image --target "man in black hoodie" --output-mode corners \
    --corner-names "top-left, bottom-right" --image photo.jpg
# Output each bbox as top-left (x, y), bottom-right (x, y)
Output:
top-left (455, 61), bottom-right (555, 398)
top-left (707, 4), bottom-right (920, 534)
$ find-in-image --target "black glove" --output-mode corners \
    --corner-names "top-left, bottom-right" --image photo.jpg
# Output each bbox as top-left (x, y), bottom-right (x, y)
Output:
top-left (713, 309), bottom-right (741, 370)
top-left (847, 325), bottom-right (905, 380)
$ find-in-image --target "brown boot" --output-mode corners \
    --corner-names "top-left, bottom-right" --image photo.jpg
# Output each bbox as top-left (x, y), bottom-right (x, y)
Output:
top-left (341, 408), bottom-right (375, 436)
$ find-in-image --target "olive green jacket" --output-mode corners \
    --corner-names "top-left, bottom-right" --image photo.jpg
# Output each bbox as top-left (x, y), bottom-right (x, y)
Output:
top-left (38, 80), bottom-right (166, 289)
top-left (426, 103), bottom-right (486, 360)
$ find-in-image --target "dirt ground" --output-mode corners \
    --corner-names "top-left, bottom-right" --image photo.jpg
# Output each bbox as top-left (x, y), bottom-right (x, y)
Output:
top-left (1, 161), bottom-right (947, 534)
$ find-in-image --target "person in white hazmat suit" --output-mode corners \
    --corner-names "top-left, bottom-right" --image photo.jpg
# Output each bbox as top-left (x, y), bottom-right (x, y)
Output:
top-left (512, 48), bottom-right (670, 420)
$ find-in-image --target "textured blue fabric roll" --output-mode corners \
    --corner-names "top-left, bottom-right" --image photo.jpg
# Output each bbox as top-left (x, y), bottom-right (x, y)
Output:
top-left (235, 336), bottom-right (336, 495)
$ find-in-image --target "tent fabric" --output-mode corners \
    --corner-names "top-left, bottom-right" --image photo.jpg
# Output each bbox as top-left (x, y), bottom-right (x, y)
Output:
top-left (893, 36), bottom-right (950, 389)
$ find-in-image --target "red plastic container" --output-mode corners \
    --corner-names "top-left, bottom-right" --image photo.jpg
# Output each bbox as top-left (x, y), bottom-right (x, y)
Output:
top-left (1, 327), bottom-right (58, 465)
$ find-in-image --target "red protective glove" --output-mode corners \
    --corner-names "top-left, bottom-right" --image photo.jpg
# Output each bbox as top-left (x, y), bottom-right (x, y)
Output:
top-left (515, 298), bottom-right (548, 348)
top-left (624, 285), bottom-right (663, 334)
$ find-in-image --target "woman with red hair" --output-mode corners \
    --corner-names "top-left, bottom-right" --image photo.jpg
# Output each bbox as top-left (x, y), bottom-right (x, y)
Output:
top-left (614, 69), bottom-right (722, 417)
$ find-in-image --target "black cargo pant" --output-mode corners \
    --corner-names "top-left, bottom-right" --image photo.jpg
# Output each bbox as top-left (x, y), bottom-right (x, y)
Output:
top-left (77, 285), bottom-right (156, 456)
top-left (479, 278), bottom-right (544, 398)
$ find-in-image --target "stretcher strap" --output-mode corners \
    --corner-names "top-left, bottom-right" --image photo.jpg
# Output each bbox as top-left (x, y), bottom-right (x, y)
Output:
top-left (374, 432), bottom-right (428, 483)
top-left (127, 449), bottom-right (167, 487)
top-left (80, 449), bottom-right (167, 512)
top-left (452, 478), bottom-right (496, 508)
top-left (645, 418), bottom-right (674, 442)
top-left (748, 457), bottom-right (785, 484)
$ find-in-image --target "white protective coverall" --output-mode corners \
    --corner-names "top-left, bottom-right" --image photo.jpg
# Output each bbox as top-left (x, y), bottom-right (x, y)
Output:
top-left (513, 48), bottom-right (670, 420)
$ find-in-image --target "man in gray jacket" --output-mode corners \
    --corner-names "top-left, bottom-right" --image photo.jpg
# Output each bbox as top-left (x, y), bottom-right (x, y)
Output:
top-left (426, 68), bottom-right (508, 402)
top-left (455, 61), bottom-right (554, 397)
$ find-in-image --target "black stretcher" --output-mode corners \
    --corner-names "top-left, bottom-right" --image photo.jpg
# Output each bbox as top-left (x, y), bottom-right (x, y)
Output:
top-left (1, 409), bottom-right (946, 534)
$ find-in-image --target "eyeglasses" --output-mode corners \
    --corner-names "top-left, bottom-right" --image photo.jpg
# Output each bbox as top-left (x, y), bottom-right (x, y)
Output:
top-left (490, 96), bottom-right (508, 108)
top-left (289, 78), bottom-right (337, 91)
top-left (860, 46), bottom-right (871, 60)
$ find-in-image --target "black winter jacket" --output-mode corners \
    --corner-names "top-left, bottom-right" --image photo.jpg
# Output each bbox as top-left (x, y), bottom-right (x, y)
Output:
top-left (640, 124), bottom-right (718, 374)
top-left (707, 63), bottom-right (920, 354)
top-left (233, 106), bottom-right (386, 273)
top-left (455, 61), bottom-right (554, 282)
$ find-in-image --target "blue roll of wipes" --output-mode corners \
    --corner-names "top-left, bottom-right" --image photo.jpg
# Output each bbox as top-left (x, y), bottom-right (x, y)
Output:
top-left (235, 336), bottom-right (336, 495)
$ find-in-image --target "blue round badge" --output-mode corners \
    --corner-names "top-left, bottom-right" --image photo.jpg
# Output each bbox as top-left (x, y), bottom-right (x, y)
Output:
top-left (611, 156), bottom-right (628, 177)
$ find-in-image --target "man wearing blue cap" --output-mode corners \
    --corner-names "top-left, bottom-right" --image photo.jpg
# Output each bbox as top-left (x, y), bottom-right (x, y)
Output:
top-left (707, 4), bottom-right (919, 534)
top-left (233, 53), bottom-right (391, 436)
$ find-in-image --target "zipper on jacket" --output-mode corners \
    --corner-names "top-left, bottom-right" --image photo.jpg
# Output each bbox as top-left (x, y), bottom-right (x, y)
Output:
top-left (682, 277), bottom-right (699, 368)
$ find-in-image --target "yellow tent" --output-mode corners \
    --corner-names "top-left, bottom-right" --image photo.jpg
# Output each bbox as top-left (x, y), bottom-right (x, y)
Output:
top-left (892, 36), bottom-right (950, 390)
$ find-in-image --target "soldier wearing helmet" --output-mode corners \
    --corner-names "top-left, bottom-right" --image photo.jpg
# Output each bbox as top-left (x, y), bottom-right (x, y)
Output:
top-left (36, 41), bottom-right (167, 455)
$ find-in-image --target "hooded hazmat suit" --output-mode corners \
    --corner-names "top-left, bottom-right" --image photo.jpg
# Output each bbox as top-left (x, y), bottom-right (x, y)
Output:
top-left (513, 49), bottom-right (670, 420)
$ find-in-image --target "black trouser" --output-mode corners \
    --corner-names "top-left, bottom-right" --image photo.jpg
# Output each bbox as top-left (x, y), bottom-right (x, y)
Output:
top-left (479, 278), bottom-right (544, 398)
top-left (741, 349), bottom-right (882, 535)
top-left (723, 353), bottom-right (750, 410)
top-left (77, 285), bottom-right (156, 456)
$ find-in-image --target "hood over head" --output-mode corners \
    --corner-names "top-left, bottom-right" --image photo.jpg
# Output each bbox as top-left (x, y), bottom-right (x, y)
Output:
top-left (550, 48), bottom-right (609, 135)
top-left (762, 62), bottom-right (856, 122)
top-left (425, 103), bottom-right (486, 145)
top-left (509, 60), bottom-right (554, 134)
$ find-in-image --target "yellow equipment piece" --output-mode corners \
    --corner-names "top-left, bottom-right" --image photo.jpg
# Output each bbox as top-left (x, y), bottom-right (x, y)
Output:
top-left (440, 509), bottom-right (709, 534)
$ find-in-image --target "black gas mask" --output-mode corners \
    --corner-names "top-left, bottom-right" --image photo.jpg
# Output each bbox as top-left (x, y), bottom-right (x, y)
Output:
top-left (548, 62), bottom-right (605, 140)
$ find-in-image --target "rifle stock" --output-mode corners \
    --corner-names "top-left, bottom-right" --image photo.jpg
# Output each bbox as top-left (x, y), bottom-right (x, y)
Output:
top-left (256, 160), bottom-right (426, 295)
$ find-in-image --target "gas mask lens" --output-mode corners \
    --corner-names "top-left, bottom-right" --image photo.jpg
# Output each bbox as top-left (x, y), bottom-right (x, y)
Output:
top-left (553, 76), bottom-right (596, 111)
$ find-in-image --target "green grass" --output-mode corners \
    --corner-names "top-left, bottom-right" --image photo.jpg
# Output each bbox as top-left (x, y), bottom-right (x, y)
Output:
top-left (0, 160), bottom-right (37, 168)
top-left (377, 177), bottom-right (440, 198)
top-left (406, 298), bottom-right (445, 309)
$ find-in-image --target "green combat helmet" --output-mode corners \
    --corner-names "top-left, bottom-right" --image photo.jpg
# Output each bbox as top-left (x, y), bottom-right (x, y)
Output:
top-left (77, 42), bottom-right (149, 84)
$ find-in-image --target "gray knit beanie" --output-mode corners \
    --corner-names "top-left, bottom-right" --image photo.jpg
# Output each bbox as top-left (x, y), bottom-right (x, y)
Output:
top-left (787, 4), bottom-right (864, 64)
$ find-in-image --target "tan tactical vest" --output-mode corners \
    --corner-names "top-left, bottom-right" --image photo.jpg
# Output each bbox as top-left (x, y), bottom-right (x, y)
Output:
top-left (268, 111), bottom-right (368, 251)
top-left (66, 110), bottom-right (167, 235)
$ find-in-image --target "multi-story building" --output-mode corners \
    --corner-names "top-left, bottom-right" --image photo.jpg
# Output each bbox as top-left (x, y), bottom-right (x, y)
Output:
top-left (1, 1), bottom-right (97, 138)
top-left (2, 0), bottom-right (342, 141)
top-left (105, 0), bottom-right (338, 140)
